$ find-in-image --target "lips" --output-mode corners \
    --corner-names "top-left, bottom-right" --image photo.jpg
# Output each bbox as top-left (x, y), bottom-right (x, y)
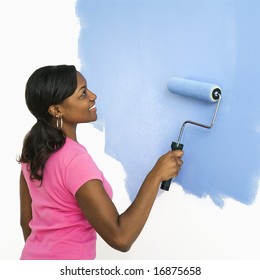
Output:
top-left (89, 104), bottom-right (96, 111)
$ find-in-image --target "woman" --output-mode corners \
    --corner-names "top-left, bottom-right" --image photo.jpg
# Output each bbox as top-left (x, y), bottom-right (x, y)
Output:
top-left (18, 65), bottom-right (183, 259)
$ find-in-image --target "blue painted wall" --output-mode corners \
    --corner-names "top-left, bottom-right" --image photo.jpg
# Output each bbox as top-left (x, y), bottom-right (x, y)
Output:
top-left (77, 0), bottom-right (260, 207)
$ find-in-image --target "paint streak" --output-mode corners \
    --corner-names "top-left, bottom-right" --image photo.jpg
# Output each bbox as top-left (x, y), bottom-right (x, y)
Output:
top-left (76, 0), bottom-right (260, 207)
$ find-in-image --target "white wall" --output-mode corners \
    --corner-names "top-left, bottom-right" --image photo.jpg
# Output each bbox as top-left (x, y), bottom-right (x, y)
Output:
top-left (0, 0), bottom-right (80, 259)
top-left (1, 0), bottom-right (259, 260)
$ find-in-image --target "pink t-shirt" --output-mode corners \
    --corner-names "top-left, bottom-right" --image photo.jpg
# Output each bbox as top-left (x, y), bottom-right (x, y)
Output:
top-left (20, 137), bottom-right (113, 260)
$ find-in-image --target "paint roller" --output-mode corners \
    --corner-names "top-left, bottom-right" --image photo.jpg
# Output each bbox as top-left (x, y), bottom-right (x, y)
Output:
top-left (161, 77), bottom-right (222, 191)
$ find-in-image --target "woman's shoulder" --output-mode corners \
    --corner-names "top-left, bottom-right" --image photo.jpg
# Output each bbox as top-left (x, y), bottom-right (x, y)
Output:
top-left (51, 137), bottom-right (89, 164)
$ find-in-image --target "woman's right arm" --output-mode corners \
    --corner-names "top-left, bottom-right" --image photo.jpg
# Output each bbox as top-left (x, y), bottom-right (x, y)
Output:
top-left (76, 149), bottom-right (183, 252)
top-left (20, 171), bottom-right (32, 241)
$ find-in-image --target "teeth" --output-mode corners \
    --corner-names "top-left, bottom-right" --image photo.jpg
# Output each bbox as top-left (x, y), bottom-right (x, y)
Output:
top-left (89, 104), bottom-right (96, 110)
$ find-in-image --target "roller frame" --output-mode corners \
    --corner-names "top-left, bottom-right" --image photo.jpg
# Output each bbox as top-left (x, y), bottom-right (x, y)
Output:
top-left (175, 92), bottom-right (222, 147)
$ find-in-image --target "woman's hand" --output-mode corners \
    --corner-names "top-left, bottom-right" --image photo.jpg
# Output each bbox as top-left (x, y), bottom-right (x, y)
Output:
top-left (149, 150), bottom-right (184, 183)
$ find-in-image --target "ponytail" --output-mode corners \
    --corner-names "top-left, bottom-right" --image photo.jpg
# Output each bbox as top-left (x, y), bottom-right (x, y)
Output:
top-left (19, 119), bottom-right (65, 182)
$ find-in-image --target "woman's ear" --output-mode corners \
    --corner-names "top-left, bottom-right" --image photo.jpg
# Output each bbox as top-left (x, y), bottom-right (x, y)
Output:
top-left (48, 105), bottom-right (62, 118)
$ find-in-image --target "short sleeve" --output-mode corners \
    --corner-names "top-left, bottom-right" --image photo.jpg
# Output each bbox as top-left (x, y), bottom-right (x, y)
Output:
top-left (65, 152), bottom-right (103, 196)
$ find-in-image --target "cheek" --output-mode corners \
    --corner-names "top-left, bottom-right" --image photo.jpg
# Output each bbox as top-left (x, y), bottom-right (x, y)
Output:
top-left (75, 104), bottom-right (93, 120)
top-left (62, 100), bottom-right (94, 122)
top-left (76, 106), bottom-right (90, 119)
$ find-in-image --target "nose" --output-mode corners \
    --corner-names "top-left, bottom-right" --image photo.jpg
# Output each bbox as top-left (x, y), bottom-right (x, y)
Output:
top-left (88, 89), bottom-right (97, 100)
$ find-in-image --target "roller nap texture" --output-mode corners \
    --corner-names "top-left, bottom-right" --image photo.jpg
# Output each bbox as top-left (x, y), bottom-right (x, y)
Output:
top-left (167, 77), bottom-right (221, 102)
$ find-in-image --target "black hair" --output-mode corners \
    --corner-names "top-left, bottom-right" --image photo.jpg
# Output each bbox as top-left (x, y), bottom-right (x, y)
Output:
top-left (18, 65), bottom-right (77, 184)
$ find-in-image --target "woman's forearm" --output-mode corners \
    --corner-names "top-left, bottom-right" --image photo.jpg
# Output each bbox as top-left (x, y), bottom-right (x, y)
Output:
top-left (117, 171), bottom-right (161, 251)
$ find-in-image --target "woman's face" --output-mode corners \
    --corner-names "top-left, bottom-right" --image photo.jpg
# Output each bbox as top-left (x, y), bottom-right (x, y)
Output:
top-left (60, 72), bottom-right (97, 125)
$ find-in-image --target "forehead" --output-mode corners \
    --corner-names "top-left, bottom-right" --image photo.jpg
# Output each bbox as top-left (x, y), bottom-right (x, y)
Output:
top-left (76, 71), bottom-right (87, 86)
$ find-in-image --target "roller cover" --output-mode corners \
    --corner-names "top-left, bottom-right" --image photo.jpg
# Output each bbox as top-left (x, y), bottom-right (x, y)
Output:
top-left (167, 77), bottom-right (221, 103)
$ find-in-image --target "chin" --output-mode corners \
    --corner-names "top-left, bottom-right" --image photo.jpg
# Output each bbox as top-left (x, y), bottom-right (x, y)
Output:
top-left (86, 115), bottom-right (98, 123)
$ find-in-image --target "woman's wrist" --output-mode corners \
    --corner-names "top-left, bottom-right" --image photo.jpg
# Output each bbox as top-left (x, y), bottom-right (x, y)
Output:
top-left (146, 170), bottom-right (162, 187)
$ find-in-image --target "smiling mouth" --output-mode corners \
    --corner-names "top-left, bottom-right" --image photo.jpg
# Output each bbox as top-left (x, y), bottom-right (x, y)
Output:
top-left (89, 104), bottom-right (96, 111)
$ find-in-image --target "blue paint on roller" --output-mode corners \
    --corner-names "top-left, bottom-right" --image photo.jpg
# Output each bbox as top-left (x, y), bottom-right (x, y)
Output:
top-left (167, 77), bottom-right (221, 103)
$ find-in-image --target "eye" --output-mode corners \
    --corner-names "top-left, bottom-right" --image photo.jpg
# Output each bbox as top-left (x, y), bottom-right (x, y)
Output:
top-left (80, 90), bottom-right (87, 98)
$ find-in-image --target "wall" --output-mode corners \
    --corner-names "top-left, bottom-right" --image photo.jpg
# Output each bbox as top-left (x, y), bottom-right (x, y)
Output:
top-left (77, 0), bottom-right (260, 259)
top-left (1, 0), bottom-right (259, 260)
top-left (77, 0), bottom-right (260, 207)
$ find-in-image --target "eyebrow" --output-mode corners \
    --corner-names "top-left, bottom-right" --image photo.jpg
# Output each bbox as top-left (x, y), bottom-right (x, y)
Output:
top-left (77, 85), bottom-right (86, 93)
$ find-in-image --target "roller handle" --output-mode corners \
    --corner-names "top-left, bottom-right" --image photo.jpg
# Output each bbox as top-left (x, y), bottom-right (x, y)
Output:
top-left (160, 141), bottom-right (184, 191)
